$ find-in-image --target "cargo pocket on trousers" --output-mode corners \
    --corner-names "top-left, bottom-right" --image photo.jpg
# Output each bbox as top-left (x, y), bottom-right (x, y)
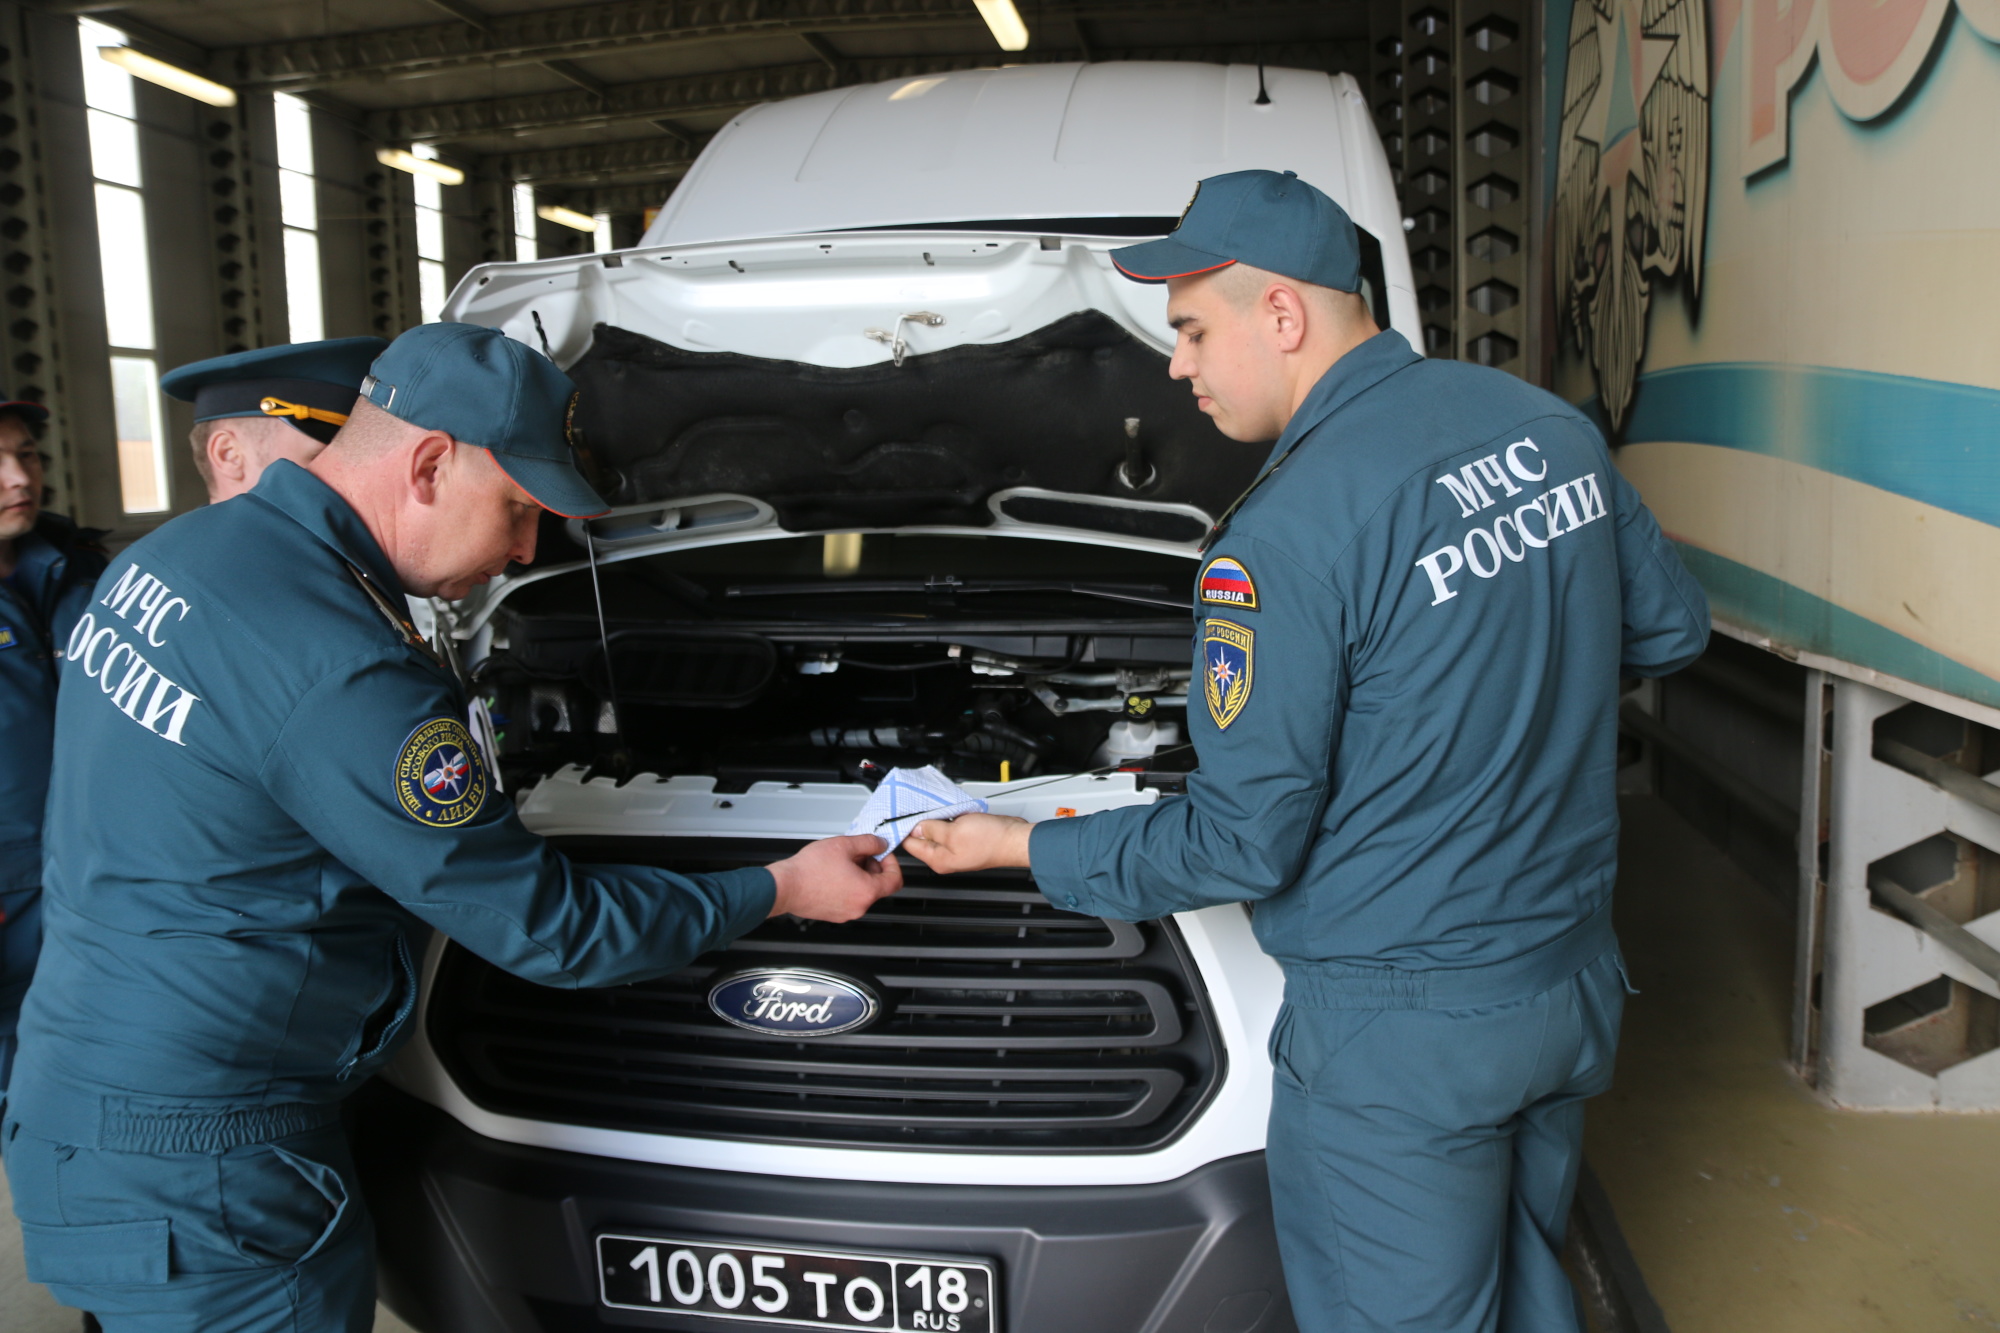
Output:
top-left (20, 1218), bottom-right (171, 1286)
top-left (1269, 1005), bottom-right (1382, 1094)
top-left (219, 1140), bottom-right (350, 1269)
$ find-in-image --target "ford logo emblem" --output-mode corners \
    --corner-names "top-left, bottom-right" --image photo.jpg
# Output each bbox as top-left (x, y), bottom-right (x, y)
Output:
top-left (707, 967), bottom-right (881, 1038)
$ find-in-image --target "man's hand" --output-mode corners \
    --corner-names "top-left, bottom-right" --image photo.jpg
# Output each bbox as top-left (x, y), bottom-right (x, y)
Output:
top-left (768, 835), bottom-right (904, 921)
top-left (901, 813), bottom-right (1034, 874)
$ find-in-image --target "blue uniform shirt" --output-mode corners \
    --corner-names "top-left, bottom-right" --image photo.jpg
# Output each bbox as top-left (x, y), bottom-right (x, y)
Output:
top-left (14, 461), bottom-right (773, 1109)
top-left (1031, 332), bottom-right (1709, 974)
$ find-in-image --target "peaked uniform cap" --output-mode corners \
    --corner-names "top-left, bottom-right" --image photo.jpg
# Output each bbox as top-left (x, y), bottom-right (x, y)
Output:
top-left (359, 322), bottom-right (606, 519)
top-left (1111, 169), bottom-right (1363, 293)
top-left (161, 337), bottom-right (388, 446)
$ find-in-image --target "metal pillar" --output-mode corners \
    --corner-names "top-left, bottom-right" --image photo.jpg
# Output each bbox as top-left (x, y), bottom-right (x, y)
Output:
top-left (1792, 670), bottom-right (1833, 1073)
top-left (204, 99), bottom-right (273, 356)
top-left (363, 162), bottom-right (419, 337)
top-left (1368, 0), bottom-right (1533, 373)
top-left (1816, 678), bottom-right (2000, 1108)
top-left (0, 4), bottom-right (72, 509)
top-left (468, 173), bottom-right (511, 269)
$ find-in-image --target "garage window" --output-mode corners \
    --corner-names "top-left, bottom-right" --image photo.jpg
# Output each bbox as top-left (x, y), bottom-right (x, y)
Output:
top-left (274, 93), bottom-right (324, 342)
top-left (512, 182), bottom-right (537, 262)
top-left (78, 17), bottom-right (167, 515)
top-left (412, 144), bottom-right (447, 322)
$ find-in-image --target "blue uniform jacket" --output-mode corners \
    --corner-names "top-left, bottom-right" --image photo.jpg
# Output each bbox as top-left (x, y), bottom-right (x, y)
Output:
top-left (1, 513), bottom-right (106, 1065)
top-left (12, 462), bottom-right (773, 1112)
top-left (0, 513), bottom-right (106, 895)
top-left (1031, 332), bottom-right (1709, 977)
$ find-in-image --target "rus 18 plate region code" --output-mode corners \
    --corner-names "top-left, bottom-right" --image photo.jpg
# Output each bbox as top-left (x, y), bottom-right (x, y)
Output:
top-left (597, 1233), bottom-right (996, 1332)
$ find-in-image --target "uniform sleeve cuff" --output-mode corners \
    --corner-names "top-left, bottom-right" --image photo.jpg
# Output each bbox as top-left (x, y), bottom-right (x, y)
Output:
top-left (1029, 819), bottom-right (1096, 916)
top-left (716, 865), bottom-right (777, 942)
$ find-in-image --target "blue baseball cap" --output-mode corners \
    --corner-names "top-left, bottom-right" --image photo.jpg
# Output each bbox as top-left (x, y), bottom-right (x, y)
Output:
top-left (358, 323), bottom-right (607, 519)
top-left (1111, 169), bottom-right (1362, 292)
top-left (162, 337), bottom-right (387, 445)
top-left (0, 385), bottom-right (48, 424)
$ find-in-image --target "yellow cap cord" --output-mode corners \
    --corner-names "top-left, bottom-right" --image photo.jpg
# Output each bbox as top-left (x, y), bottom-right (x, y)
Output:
top-left (259, 397), bottom-right (350, 427)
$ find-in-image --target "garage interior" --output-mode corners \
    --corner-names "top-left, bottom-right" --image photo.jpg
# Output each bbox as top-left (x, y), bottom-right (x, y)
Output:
top-left (1, 0), bottom-right (1997, 1331)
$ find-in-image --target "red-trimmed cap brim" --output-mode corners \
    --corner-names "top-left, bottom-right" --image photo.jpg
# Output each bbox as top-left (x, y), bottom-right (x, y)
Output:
top-left (1107, 235), bottom-right (1238, 284)
top-left (490, 449), bottom-right (610, 520)
top-left (0, 399), bottom-right (50, 422)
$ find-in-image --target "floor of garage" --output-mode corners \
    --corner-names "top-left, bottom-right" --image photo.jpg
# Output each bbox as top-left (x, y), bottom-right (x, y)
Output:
top-left (1, 794), bottom-right (1996, 1332)
top-left (1591, 797), bottom-right (2000, 1331)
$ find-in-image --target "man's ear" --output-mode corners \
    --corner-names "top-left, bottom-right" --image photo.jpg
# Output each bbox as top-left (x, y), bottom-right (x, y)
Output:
top-left (207, 427), bottom-right (249, 486)
top-left (408, 432), bottom-right (455, 505)
top-left (1265, 283), bottom-right (1310, 354)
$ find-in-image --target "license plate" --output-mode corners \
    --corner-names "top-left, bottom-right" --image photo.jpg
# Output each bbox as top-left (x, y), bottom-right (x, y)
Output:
top-left (597, 1233), bottom-right (997, 1332)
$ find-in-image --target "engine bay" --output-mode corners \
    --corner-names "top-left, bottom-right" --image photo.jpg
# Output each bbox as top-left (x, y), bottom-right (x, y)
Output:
top-left (475, 532), bottom-right (1201, 793)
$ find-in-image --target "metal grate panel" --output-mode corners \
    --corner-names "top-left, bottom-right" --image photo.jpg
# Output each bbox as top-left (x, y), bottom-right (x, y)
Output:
top-left (426, 838), bottom-right (1222, 1152)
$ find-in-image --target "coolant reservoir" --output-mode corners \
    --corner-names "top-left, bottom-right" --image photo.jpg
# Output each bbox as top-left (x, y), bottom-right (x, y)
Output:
top-left (1093, 718), bottom-right (1181, 768)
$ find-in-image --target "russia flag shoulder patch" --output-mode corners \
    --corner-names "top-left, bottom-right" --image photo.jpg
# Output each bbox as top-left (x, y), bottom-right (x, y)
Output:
top-left (1198, 555), bottom-right (1258, 610)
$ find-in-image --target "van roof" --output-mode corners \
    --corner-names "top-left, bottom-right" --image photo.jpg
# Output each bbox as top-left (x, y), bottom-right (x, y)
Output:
top-left (643, 61), bottom-right (1387, 247)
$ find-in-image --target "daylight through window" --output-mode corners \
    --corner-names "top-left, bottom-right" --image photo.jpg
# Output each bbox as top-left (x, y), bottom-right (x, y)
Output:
top-left (274, 93), bottom-right (324, 342)
top-left (512, 182), bottom-right (537, 262)
top-left (78, 17), bottom-right (166, 514)
top-left (413, 144), bottom-right (447, 322)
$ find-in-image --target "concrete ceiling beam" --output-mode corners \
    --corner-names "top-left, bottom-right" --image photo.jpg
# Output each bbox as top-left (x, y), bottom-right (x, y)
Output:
top-left (213, 0), bottom-right (1356, 90)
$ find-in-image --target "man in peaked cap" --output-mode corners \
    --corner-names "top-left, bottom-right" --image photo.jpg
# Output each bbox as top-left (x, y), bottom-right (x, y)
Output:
top-left (162, 337), bottom-right (386, 504)
top-left (907, 170), bottom-right (1711, 1331)
top-left (6, 322), bottom-right (902, 1331)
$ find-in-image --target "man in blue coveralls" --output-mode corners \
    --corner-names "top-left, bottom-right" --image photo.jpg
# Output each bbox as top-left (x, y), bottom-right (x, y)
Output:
top-left (5, 322), bottom-right (901, 1332)
top-left (907, 171), bottom-right (1710, 1331)
top-left (0, 389), bottom-right (105, 1095)
top-left (162, 337), bottom-right (388, 503)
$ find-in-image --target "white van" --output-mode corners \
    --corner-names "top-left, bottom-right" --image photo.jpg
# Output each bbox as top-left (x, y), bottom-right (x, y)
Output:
top-left (357, 61), bottom-right (1420, 1333)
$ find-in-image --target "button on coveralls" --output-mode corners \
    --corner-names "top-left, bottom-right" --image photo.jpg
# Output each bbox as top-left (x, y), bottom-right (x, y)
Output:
top-left (4, 462), bottom-right (776, 1331)
top-left (1031, 332), bottom-right (1710, 1332)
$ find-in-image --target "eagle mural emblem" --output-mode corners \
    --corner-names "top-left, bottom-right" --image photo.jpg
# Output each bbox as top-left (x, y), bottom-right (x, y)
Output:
top-left (1555, 0), bottom-right (1711, 432)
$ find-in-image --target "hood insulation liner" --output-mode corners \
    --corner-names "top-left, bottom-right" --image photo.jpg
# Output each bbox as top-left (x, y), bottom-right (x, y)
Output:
top-left (565, 313), bottom-right (1263, 532)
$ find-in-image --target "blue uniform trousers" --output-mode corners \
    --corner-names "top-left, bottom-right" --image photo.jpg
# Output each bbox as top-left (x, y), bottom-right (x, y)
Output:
top-left (3, 1090), bottom-right (374, 1332)
top-left (1267, 938), bottom-right (1627, 1333)
top-left (0, 881), bottom-right (40, 1090)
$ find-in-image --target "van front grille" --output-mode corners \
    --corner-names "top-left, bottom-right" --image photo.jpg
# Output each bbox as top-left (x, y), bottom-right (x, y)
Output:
top-left (425, 838), bottom-right (1222, 1152)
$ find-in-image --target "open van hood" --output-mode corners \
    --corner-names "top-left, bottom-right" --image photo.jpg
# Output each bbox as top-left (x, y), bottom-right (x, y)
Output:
top-left (567, 313), bottom-right (1259, 533)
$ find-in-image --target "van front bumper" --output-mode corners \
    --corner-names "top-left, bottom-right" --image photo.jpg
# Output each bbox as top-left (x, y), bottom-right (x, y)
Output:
top-left (351, 1083), bottom-right (1294, 1333)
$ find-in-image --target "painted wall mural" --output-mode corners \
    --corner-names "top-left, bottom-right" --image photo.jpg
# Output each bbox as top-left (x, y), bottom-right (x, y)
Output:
top-left (1555, 0), bottom-right (1710, 430)
top-left (1549, 0), bottom-right (2000, 710)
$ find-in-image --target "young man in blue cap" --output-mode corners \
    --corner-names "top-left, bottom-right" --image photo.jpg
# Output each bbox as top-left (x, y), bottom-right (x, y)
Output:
top-left (162, 337), bottom-right (387, 503)
top-left (5, 322), bottom-right (902, 1331)
top-left (907, 169), bottom-right (1711, 1332)
top-left (0, 390), bottom-right (104, 1098)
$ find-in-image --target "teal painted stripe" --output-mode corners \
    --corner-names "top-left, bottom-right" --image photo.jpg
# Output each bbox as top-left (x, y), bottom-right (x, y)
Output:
top-left (1615, 363), bottom-right (2000, 530)
top-left (1673, 543), bottom-right (2000, 712)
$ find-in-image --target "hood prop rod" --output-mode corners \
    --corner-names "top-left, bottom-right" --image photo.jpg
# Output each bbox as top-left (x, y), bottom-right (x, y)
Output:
top-left (582, 522), bottom-right (632, 779)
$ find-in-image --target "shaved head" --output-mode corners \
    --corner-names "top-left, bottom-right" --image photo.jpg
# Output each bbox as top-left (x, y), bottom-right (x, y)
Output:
top-left (324, 397), bottom-right (417, 457)
top-left (310, 396), bottom-right (543, 601)
top-left (1207, 261), bottom-right (1370, 325)
top-left (1162, 262), bottom-right (1382, 443)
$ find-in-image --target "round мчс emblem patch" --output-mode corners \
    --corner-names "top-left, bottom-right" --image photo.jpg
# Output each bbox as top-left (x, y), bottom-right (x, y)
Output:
top-left (395, 716), bottom-right (489, 827)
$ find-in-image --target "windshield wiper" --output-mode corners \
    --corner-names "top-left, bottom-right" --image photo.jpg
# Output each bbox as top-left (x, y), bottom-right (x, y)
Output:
top-left (723, 576), bottom-right (1190, 611)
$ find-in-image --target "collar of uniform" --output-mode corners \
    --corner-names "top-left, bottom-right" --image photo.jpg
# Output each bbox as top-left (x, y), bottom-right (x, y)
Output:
top-left (1264, 329), bottom-right (1423, 466)
top-left (6, 513), bottom-right (78, 599)
top-left (248, 458), bottom-right (408, 600)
